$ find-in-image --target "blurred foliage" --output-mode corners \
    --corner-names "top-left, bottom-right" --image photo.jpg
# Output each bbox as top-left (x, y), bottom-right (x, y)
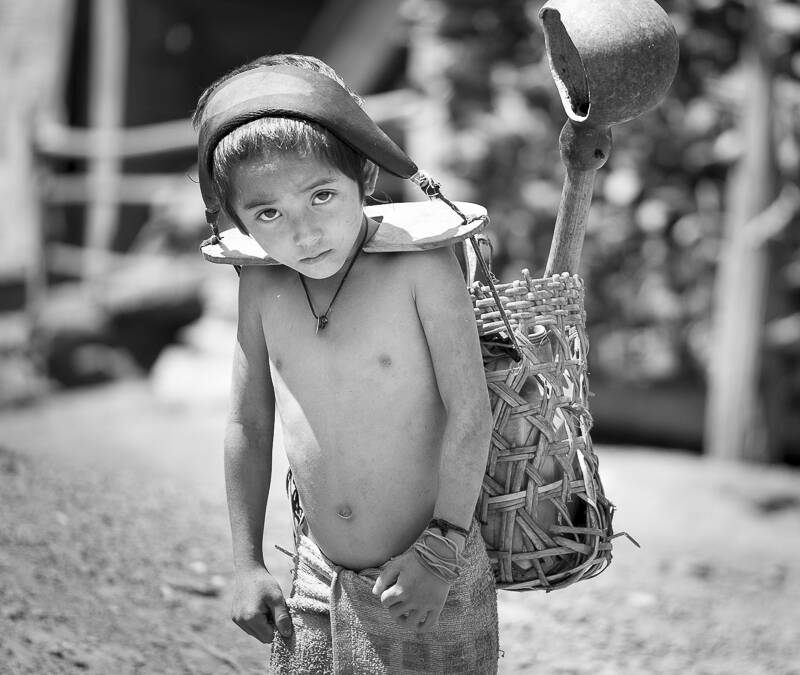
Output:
top-left (403, 0), bottom-right (800, 392)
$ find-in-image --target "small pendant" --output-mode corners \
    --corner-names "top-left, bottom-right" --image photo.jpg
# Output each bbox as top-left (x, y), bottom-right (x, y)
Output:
top-left (316, 315), bottom-right (328, 334)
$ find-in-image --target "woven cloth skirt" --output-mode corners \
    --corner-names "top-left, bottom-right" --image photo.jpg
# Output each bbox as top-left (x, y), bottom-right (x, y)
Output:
top-left (270, 520), bottom-right (499, 675)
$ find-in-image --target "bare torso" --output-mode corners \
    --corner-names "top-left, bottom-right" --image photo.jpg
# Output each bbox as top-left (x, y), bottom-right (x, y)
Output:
top-left (254, 251), bottom-right (445, 570)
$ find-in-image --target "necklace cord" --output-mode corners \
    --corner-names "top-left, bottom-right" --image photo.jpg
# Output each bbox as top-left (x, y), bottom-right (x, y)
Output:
top-left (298, 222), bottom-right (369, 329)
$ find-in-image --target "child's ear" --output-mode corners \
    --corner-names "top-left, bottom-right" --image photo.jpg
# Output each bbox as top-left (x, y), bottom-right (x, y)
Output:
top-left (362, 161), bottom-right (379, 198)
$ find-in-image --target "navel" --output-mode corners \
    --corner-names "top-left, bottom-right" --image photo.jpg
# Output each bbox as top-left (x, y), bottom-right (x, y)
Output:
top-left (378, 354), bottom-right (392, 368)
top-left (273, 358), bottom-right (282, 370)
top-left (336, 504), bottom-right (353, 520)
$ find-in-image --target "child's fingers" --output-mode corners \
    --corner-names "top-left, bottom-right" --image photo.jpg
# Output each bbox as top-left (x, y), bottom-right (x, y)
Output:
top-left (379, 584), bottom-right (406, 609)
top-left (372, 565), bottom-right (400, 597)
top-left (234, 612), bottom-right (275, 644)
top-left (396, 607), bottom-right (424, 629)
top-left (387, 601), bottom-right (411, 620)
top-left (415, 608), bottom-right (441, 634)
top-left (269, 601), bottom-right (294, 638)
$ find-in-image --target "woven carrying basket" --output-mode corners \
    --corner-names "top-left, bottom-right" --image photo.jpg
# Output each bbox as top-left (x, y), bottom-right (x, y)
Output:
top-left (280, 183), bottom-right (621, 592)
top-left (470, 267), bottom-right (616, 591)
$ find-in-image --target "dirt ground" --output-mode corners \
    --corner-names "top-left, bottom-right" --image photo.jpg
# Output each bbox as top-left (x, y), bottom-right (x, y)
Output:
top-left (1, 380), bottom-right (799, 675)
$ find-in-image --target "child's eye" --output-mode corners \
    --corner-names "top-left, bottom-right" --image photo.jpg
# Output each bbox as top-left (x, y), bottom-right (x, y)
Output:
top-left (257, 208), bottom-right (280, 222)
top-left (313, 190), bottom-right (334, 205)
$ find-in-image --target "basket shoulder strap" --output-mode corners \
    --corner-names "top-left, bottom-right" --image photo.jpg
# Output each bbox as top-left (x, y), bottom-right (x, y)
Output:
top-left (462, 232), bottom-right (493, 285)
top-left (410, 171), bottom-right (521, 360)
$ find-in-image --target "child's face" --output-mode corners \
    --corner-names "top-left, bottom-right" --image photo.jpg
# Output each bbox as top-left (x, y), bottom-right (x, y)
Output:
top-left (228, 151), bottom-right (370, 279)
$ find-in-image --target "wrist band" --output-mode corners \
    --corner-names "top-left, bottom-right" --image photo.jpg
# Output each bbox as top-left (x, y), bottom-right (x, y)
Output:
top-left (428, 518), bottom-right (470, 539)
top-left (411, 528), bottom-right (465, 584)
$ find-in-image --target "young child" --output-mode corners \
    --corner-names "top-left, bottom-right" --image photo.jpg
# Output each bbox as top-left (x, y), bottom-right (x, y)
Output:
top-left (194, 53), bottom-right (498, 673)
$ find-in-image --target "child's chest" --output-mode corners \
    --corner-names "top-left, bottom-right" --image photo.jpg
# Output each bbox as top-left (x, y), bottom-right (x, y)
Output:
top-left (258, 260), bottom-right (435, 396)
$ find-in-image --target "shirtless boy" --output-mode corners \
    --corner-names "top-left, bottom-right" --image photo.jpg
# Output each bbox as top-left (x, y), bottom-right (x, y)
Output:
top-left (194, 54), bottom-right (498, 673)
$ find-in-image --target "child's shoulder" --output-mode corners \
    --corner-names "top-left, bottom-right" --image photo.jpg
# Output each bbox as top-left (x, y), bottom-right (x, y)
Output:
top-left (370, 245), bottom-right (456, 272)
top-left (369, 246), bottom-right (461, 286)
top-left (363, 248), bottom-right (467, 310)
top-left (239, 262), bottom-right (294, 282)
top-left (237, 263), bottom-right (293, 301)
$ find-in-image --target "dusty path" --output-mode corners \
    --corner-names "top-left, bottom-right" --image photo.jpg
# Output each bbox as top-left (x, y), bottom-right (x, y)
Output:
top-left (1, 381), bottom-right (798, 674)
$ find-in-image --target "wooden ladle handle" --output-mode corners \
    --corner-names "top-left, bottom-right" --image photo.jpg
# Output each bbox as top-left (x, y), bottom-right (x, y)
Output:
top-left (545, 121), bottom-right (611, 276)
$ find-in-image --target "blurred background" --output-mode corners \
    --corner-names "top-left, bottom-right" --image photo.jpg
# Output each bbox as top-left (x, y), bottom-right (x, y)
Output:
top-left (2, 0), bottom-right (799, 463)
top-left (1, 1), bottom-right (799, 673)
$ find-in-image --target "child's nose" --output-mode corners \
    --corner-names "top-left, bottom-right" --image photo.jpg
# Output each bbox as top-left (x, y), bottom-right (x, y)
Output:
top-left (292, 217), bottom-right (323, 249)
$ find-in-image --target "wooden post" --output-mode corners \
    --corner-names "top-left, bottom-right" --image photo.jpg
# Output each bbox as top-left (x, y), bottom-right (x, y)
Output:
top-left (85, 0), bottom-right (127, 277)
top-left (0, 0), bottom-right (75, 321)
top-left (705, 1), bottom-right (778, 461)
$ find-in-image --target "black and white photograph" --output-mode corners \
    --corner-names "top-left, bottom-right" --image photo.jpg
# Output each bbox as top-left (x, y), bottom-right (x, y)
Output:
top-left (1, 1), bottom-right (798, 673)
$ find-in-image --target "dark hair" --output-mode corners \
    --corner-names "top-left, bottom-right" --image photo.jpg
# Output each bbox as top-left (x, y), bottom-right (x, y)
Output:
top-left (193, 54), bottom-right (372, 218)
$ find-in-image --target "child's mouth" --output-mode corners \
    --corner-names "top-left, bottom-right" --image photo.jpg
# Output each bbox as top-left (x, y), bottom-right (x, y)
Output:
top-left (300, 250), bottom-right (332, 264)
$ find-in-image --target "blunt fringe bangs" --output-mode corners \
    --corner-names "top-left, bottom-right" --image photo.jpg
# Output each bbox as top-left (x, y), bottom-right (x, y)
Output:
top-left (212, 117), bottom-right (368, 211)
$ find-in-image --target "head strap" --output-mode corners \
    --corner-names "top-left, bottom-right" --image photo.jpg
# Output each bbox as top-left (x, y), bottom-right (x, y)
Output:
top-left (196, 64), bottom-right (418, 231)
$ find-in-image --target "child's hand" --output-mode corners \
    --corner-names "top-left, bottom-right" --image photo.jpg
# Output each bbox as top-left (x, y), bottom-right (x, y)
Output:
top-left (231, 566), bottom-right (293, 643)
top-left (371, 549), bottom-right (452, 633)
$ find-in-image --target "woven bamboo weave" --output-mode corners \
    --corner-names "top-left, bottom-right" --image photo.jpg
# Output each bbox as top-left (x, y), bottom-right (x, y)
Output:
top-left (471, 270), bottom-right (616, 591)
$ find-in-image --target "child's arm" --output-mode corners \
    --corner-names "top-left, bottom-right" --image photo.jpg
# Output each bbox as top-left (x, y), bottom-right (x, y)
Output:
top-left (413, 246), bottom-right (492, 534)
top-left (373, 246), bottom-right (492, 632)
top-left (225, 267), bottom-right (292, 644)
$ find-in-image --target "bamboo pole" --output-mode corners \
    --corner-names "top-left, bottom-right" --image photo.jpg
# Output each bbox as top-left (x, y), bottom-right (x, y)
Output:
top-left (33, 89), bottom-right (419, 160)
top-left (47, 242), bottom-right (147, 278)
top-left (36, 118), bottom-right (195, 159)
top-left (84, 0), bottom-right (128, 278)
top-left (705, 1), bottom-right (778, 461)
top-left (43, 173), bottom-right (192, 205)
